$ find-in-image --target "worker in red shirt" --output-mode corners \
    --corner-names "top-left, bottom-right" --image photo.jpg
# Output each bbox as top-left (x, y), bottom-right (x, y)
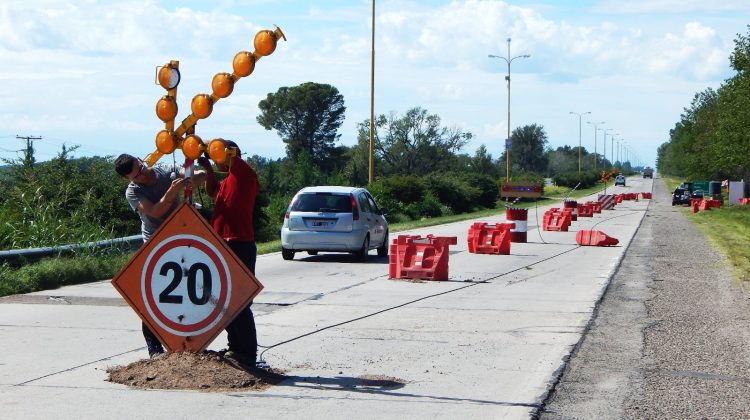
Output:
top-left (199, 140), bottom-right (259, 368)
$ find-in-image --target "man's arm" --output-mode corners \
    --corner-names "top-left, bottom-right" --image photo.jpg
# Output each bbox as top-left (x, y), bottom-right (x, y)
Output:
top-left (197, 157), bottom-right (218, 198)
top-left (136, 177), bottom-right (187, 219)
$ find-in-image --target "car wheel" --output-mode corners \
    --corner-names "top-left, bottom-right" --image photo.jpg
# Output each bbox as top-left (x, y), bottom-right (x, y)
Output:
top-left (355, 235), bottom-right (369, 262)
top-left (281, 247), bottom-right (295, 260)
top-left (377, 231), bottom-right (389, 257)
top-left (307, 251), bottom-right (318, 256)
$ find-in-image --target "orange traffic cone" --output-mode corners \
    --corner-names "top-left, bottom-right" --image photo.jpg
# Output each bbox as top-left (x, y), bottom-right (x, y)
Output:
top-left (576, 230), bottom-right (619, 246)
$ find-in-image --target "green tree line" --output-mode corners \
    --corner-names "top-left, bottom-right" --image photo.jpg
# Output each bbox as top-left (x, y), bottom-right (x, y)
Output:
top-left (2, 81), bottom-right (639, 251)
top-left (657, 26), bottom-right (750, 181)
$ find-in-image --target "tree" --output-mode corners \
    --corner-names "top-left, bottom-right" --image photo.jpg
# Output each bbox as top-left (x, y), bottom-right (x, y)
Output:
top-left (256, 82), bottom-right (346, 173)
top-left (361, 107), bottom-right (472, 176)
top-left (505, 124), bottom-right (549, 174)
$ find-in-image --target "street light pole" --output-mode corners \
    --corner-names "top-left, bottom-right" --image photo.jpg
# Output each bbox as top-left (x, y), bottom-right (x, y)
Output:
top-left (489, 38), bottom-right (530, 183)
top-left (368, 0), bottom-right (375, 184)
top-left (600, 128), bottom-right (613, 169)
top-left (570, 111), bottom-right (591, 174)
top-left (587, 121), bottom-right (605, 171)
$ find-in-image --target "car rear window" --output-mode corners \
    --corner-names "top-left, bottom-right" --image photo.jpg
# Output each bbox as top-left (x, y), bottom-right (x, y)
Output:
top-left (292, 193), bottom-right (352, 213)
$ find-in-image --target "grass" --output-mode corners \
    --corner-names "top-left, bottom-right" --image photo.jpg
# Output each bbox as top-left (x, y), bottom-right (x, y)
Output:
top-left (0, 180), bottom-right (621, 298)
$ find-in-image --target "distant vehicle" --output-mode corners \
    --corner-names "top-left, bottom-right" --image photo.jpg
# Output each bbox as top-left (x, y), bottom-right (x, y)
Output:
top-left (280, 186), bottom-right (389, 261)
top-left (643, 167), bottom-right (654, 178)
top-left (614, 174), bottom-right (626, 186)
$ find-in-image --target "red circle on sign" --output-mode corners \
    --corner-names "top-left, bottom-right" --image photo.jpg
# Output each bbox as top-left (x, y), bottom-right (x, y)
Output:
top-left (143, 237), bottom-right (229, 334)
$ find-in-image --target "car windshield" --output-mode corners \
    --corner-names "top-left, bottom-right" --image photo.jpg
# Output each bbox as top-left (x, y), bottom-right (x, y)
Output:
top-left (292, 193), bottom-right (352, 213)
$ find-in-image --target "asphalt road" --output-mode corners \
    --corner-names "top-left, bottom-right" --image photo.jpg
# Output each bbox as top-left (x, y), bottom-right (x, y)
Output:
top-left (1, 178), bottom-right (654, 419)
top-left (540, 178), bottom-right (750, 419)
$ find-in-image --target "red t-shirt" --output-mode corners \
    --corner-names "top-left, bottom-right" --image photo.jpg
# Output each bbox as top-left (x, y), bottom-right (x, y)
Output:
top-left (212, 157), bottom-right (260, 242)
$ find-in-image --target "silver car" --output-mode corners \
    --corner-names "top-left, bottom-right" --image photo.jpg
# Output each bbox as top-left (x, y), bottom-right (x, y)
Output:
top-left (280, 186), bottom-right (389, 261)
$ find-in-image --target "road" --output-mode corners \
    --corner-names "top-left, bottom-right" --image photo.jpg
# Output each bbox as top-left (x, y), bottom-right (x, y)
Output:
top-left (1, 177), bottom-right (652, 419)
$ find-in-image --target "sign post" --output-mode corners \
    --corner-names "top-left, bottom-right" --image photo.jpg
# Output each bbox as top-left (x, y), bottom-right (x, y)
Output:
top-left (112, 203), bottom-right (263, 352)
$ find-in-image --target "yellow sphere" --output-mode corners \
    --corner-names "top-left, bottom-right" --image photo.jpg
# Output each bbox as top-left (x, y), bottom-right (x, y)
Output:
top-left (211, 73), bottom-right (235, 98)
top-left (232, 51), bottom-right (256, 77)
top-left (207, 138), bottom-right (228, 164)
top-left (191, 94), bottom-right (213, 119)
top-left (182, 134), bottom-right (205, 160)
top-left (155, 130), bottom-right (178, 154)
top-left (155, 96), bottom-right (178, 122)
top-left (254, 30), bottom-right (277, 56)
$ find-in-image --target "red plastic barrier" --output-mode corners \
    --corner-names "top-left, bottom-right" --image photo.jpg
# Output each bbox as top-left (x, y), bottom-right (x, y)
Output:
top-left (467, 222), bottom-right (514, 255)
top-left (543, 209), bottom-right (572, 231)
top-left (699, 200), bottom-right (711, 211)
top-left (641, 192), bottom-right (652, 199)
top-left (615, 194), bottom-right (624, 204)
top-left (577, 203), bottom-right (594, 217)
top-left (706, 199), bottom-right (721, 208)
top-left (576, 230), bottom-right (619, 246)
top-left (389, 234), bottom-right (458, 281)
top-left (505, 208), bottom-right (528, 243)
top-left (740, 198), bottom-right (750, 205)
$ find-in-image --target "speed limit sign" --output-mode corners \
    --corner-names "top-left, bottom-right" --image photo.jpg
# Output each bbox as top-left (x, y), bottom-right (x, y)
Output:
top-left (112, 203), bottom-right (262, 352)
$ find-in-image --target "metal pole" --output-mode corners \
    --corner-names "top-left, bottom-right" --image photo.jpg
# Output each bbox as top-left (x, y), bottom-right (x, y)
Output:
top-left (368, 0), bottom-right (375, 184)
top-left (587, 121), bottom-right (604, 171)
top-left (489, 40), bottom-right (530, 184)
top-left (570, 111), bottom-right (590, 173)
top-left (506, 38), bottom-right (511, 183)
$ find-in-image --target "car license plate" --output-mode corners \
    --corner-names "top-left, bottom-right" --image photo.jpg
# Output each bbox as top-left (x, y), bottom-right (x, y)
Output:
top-left (311, 220), bottom-right (332, 228)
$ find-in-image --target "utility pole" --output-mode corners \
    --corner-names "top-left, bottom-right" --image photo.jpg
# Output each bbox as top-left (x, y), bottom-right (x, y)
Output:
top-left (15, 135), bottom-right (42, 170)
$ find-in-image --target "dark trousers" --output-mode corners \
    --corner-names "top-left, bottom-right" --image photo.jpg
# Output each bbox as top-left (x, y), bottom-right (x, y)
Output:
top-left (225, 241), bottom-right (258, 359)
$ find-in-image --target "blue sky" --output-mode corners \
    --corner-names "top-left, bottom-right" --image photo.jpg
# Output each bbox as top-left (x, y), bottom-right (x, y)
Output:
top-left (0, 0), bottom-right (747, 168)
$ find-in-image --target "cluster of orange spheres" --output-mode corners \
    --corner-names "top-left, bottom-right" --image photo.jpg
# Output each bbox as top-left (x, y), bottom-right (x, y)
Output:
top-left (153, 25), bottom-right (286, 163)
top-left (155, 132), bottom-right (234, 164)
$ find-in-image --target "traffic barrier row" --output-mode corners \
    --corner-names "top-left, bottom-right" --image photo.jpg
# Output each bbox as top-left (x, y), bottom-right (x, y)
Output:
top-left (389, 234), bottom-right (457, 281)
top-left (692, 198), bottom-right (722, 213)
top-left (467, 222), bottom-right (514, 255)
top-left (641, 192), bottom-right (652, 199)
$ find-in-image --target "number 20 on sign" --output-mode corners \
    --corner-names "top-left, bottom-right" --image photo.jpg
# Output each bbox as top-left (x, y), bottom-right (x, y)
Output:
top-left (112, 203), bottom-right (263, 352)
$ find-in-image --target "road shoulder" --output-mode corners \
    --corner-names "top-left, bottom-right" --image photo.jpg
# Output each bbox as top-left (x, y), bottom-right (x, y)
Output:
top-left (539, 178), bottom-right (750, 419)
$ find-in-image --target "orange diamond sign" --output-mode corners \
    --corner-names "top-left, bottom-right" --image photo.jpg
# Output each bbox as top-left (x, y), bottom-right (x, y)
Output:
top-left (112, 203), bottom-right (263, 352)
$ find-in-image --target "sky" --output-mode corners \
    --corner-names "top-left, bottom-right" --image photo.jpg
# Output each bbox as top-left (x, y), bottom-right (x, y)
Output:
top-left (0, 0), bottom-right (747, 168)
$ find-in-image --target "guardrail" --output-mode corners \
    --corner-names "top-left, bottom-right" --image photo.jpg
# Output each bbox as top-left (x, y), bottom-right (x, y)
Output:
top-left (0, 235), bottom-right (142, 267)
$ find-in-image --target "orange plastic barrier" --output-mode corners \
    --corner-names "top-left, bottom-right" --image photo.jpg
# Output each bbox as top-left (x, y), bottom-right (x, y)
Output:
top-left (467, 222), bottom-right (514, 255)
top-left (577, 202), bottom-right (594, 217)
top-left (389, 234), bottom-right (458, 281)
top-left (543, 209), bottom-right (572, 231)
top-left (615, 194), bottom-right (624, 204)
top-left (699, 200), bottom-right (711, 211)
top-left (588, 201), bottom-right (602, 214)
top-left (575, 230), bottom-right (619, 246)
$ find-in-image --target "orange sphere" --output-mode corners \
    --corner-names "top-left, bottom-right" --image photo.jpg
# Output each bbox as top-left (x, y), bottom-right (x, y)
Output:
top-left (254, 30), bottom-right (277, 56)
top-left (182, 134), bottom-right (205, 160)
top-left (155, 130), bottom-right (178, 154)
top-left (211, 73), bottom-right (235, 98)
top-left (191, 94), bottom-right (213, 119)
top-left (232, 51), bottom-right (256, 77)
top-left (155, 96), bottom-right (178, 122)
top-left (207, 138), bottom-right (228, 164)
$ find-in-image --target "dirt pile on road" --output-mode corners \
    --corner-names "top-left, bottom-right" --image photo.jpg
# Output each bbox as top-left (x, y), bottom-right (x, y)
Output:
top-left (106, 351), bottom-right (284, 392)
